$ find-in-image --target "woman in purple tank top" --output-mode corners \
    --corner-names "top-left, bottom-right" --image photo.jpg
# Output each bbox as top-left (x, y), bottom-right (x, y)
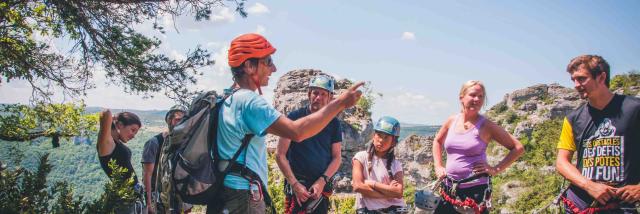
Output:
top-left (432, 80), bottom-right (524, 213)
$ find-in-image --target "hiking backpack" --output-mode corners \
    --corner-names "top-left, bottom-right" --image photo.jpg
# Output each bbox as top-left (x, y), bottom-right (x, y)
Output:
top-left (154, 89), bottom-right (275, 214)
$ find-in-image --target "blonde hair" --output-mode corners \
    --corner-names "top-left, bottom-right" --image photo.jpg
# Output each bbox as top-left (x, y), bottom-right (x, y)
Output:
top-left (459, 80), bottom-right (487, 106)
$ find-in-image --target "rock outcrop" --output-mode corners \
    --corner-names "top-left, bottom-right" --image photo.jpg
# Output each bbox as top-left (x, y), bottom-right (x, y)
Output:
top-left (265, 69), bottom-right (373, 192)
top-left (487, 83), bottom-right (584, 138)
top-left (395, 134), bottom-right (434, 187)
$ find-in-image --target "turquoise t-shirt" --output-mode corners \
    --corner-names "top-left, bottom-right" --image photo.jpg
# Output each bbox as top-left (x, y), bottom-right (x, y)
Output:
top-left (217, 89), bottom-right (281, 190)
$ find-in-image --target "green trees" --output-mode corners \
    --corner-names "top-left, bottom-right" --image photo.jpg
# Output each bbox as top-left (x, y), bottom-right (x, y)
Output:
top-left (1, 0), bottom-right (249, 143)
top-left (0, 103), bottom-right (98, 143)
top-left (0, 152), bottom-right (139, 214)
top-left (1, 0), bottom-right (247, 103)
top-left (610, 70), bottom-right (640, 95)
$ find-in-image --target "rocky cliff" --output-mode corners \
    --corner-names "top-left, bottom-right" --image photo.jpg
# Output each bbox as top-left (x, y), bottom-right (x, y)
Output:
top-left (394, 135), bottom-right (434, 186)
top-left (486, 83), bottom-right (583, 139)
top-left (265, 69), bottom-right (374, 192)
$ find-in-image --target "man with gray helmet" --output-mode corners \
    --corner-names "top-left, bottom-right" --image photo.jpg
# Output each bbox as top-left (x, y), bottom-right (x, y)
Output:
top-left (141, 105), bottom-right (190, 214)
top-left (276, 75), bottom-right (343, 214)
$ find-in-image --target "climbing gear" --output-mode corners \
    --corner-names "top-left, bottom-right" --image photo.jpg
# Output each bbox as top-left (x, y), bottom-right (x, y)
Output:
top-left (439, 173), bottom-right (491, 214)
top-left (227, 33), bottom-right (276, 95)
top-left (228, 33), bottom-right (276, 68)
top-left (309, 75), bottom-right (335, 94)
top-left (284, 173), bottom-right (335, 214)
top-left (415, 178), bottom-right (443, 213)
top-left (374, 116), bottom-right (401, 137)
top-left (133, 183), bottom-right (146, 214)
top-left (155, 89), bottom-right (276, 214)
top-left (355, 205), bottom-right (409, 214)
top-left (559, 195), bottom-right (622, 214)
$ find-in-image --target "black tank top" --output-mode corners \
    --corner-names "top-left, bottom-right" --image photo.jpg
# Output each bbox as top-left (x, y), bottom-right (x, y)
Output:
top-left (99, 137), bottom-right (138, 184)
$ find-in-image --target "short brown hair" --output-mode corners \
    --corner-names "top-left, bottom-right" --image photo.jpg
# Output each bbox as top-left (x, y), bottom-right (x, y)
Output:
top-left (566, 55), bottom-right (610, 87)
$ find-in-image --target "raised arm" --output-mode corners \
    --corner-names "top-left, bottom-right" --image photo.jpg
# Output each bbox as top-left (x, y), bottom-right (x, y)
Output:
top-left (97, 109), bottom-right (115, 157)
top-left (266, 82), bottom-right (364, 142)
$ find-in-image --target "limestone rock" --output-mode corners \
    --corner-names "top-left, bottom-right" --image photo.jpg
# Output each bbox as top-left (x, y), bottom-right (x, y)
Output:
top-left (487, 83), bottom-right (584, 139)
top-left (265, 69), bottom-right (373, 193)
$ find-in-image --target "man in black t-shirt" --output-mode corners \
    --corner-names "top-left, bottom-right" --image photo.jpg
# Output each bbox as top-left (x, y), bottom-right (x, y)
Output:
top-left (556, 55), bottom-right (640, 213)
top-left (275, 75), bottom-right (343, 214)
top-left (141, 105), bottom-right (187, 214)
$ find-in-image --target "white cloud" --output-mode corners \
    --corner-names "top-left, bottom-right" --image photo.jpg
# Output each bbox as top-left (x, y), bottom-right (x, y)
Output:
top-left (255, 25), bottom-right (267, 35)
top-left (247, 3), bottom-right (270, 15)
top-left (401, 32), bottom-right (416, 40)
top-left (0, 80), bottom-right (32, 104)
top-left (170, 50), bottom-right (187, 61)
top-left (211, 7), bottom-right (236, 23)
top-left (190, 42), bottom-right (233, 93)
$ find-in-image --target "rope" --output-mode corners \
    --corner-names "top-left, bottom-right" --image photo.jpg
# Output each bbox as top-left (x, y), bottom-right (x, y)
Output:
top-left (439, 189), bottom-right (487, 214)
top-left (560, 196), bottom-right (620, 214)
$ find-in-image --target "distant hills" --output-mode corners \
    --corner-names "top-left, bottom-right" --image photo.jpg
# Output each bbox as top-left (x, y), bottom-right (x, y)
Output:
top-left (399, 123), bottom-right (440, 140)
top-left (85, 106), bottom-right (441, 139)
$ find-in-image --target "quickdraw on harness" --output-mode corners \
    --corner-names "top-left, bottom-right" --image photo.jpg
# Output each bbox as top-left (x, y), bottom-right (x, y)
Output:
top-left (284, 174), bottom-right (335, 214)
top-left (559, 195), bottom-right (620, 214)
top-left (355, 205), bottom-right (408, 214)
top-left (439, 173), bottom-right (491, 214)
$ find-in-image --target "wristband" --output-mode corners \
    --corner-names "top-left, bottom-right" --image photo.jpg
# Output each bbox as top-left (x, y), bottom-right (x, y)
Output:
top-left (320, 174), bottom-right (329, 183)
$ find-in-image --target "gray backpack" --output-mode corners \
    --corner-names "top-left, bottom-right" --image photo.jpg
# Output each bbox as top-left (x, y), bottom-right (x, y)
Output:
top-left (155, 90), bottom-right (275, 213)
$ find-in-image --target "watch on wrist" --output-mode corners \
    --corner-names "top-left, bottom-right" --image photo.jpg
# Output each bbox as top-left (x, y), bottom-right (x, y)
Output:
top-left (320, 174), bottom-right (329, 183)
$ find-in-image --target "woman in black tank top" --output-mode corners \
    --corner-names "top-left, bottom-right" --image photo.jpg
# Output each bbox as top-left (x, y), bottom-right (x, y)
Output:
top-left (97, 109), bottom-right (142, 183)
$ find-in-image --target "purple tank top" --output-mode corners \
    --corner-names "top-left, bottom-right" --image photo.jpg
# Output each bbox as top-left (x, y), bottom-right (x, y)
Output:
top-left (444, 114), bottom-right (488, 188)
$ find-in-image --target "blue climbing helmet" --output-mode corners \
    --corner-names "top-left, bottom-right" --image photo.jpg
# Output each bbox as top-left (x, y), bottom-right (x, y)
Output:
top-left (308, 75), bottom-right (335, 94)
top-left (374, 116), bottom-right (401, 139)
top-left (165, 105), bottom-right (187, 121)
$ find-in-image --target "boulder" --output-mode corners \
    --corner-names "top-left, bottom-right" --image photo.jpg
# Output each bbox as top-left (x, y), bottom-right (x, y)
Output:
top-left (265, 69), bottom-right (373, 193)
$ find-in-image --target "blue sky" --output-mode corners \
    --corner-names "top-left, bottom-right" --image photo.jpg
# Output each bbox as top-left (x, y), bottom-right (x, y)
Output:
top-left (2, 1), bottom-right (639, 124)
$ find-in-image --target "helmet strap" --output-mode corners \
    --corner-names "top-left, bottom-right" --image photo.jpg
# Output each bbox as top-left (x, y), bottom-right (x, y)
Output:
top-left (252, 74), bottom-right (263, 95)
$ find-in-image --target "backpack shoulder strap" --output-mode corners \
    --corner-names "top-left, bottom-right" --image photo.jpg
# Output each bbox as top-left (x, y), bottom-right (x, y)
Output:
top-left (152, 133), bottom-right (164, 167)
top-left (209, 88), bottom-right (241, 163)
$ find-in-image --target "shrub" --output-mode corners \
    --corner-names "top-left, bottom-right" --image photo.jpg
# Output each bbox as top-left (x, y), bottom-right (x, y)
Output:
top-left (267, 152), bottom-right (285, 214)
top-left (331, 195), bottom-right (356, 214)
top-left (489, 118), bottom-right (565, 212)
top-left (492, 101), bottom-right (508, 114)
top-left (403, 178), bottom-right (416, 207)
top-left (0, 151), bottom-right (140, 214)
top-left (355, 82), bottom-right (380, 117)
top-left (610, 70), bottom-right (640, 95)
top-left (504, 110), bottom-right (519, 125)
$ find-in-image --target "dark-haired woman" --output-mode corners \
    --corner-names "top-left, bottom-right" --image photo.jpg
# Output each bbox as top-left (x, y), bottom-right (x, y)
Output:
top-left (352, 116), bottom-right (406, 214)
top-left (97, 109), bottom-right (142, 213)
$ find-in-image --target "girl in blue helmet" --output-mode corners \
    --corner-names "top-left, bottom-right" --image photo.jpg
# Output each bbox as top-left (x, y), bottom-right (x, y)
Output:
top-left (352, 116), bottom-right (407, 214)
